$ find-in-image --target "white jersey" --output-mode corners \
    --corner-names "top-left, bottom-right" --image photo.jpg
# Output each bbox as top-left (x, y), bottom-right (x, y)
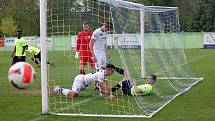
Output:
top-left (83, 69), bottom-right (105, 85)
top-left (91, 28), bottom-right (107, 52)
top-left (72, 69), bottom-right (105, 93)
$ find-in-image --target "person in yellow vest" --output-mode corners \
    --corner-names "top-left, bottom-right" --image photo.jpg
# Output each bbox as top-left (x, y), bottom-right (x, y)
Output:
top-left (111, 67), bottom-right (156, 96)
top-left (26, 45), bottom-right (55, 68)
top-left (11, 30), bottom-right (27, 65)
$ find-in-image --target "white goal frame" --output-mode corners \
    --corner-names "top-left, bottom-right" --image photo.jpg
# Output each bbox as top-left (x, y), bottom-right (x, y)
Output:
top-left (40, 0), bottom-right (203, 118)
top-left (40, 0), bottom-right (48, 114)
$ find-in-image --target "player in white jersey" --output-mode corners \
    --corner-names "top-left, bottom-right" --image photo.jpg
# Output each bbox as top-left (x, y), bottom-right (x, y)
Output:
top-left (54, 64), bottom-right (115, 98)
top-left (89, 21), bottom-right (113, 69)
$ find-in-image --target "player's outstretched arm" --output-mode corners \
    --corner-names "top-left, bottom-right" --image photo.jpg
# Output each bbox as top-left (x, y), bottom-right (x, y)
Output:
top-left (113, 66), bottom-right (124, 75)
top-left (76, 33), bottom-right (81, 52)
top-left (75, 34), bottom-right (81, 58)
top-left (22, 45), bottom-right (27, 55)
top-left (106, 81), bottom-right (114, 98)
top-left (89, 39), bottom-right (96, 61)
top-left (99, 80), bottom-right (113, 97)
top-left (98, 81), bottom-right (105, 95)
top-left (123, 69), bottom-right (131, 80)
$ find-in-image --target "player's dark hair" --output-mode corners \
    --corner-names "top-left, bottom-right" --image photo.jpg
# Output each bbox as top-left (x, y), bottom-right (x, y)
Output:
top-left (106, 64), bottom-right (124, 75)
top-left (17, 30), bottom-right (22, 34)
top-left (17, 30), bottom-right (22, 39)
top-left (83, 20), bottom-right (88, 25)
top-left (106, 64), bottom-right (115, 69)
top-left (104, 21), bottom-right (113, 29)
top-left (150, 74), bottom-right (157, 81)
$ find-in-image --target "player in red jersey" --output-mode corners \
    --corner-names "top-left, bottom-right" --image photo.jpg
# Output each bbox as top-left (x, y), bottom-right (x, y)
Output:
top-left (75, 20), bottom-right (95, 74)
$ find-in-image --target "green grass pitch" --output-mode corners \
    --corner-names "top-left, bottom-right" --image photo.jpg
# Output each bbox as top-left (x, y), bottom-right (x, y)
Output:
top-left (0, 49), bottom-right (215, 121)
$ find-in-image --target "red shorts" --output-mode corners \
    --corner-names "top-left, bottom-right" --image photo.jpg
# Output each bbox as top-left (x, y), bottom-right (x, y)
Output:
top-left (80, 56), bottom-right (94, 67)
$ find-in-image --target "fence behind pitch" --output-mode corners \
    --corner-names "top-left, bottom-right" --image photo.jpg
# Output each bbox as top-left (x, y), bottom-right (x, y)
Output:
top-left (0, 32), bottom-right (204, 51)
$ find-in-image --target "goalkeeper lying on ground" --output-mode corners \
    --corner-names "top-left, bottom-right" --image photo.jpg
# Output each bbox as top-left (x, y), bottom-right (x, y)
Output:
top-left (111, 65), bottom-right (156, 96)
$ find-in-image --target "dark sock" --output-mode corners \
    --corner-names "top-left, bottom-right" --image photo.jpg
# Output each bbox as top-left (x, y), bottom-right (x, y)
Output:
top-left (80, 69), bottom-right (85, 75)
top-left (112, 84), bottom-right (121, 92)
top-left (114, 67), bottom-right (124, 75)
top-left (32, 58), bottom-right (39, 65)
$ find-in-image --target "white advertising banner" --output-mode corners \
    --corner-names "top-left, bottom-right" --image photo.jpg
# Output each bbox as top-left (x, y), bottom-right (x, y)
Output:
top-left (4, 36), bottom-right (52, 48)
top-left (4, 36), bottom-right (36, 46)
top-left (4, 37), bottom-right (15, 46)
top-left (36, 37), bottom-right (53, 48)
top-left (204, 32), bottom-right (215, 48)
top-left (70, 34), bottom-right (141, 49)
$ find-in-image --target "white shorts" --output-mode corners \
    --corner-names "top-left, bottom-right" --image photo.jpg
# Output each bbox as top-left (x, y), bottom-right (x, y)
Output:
top-left (94, 51), bottom-right (106, 69)
top-left (71, 75), bottom-right (85, 93)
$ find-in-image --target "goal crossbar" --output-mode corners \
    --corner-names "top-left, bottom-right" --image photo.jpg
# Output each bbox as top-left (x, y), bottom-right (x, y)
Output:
top-left (99, 0), bottom-right (178, 12)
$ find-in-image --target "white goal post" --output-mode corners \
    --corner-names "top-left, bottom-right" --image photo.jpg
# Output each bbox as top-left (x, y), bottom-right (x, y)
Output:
top-left (40, 0), bottom-right (48, 114)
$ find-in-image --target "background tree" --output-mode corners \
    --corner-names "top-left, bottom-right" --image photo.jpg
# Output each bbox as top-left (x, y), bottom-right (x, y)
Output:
top-left (0, 0), bottom-right (214, 35)
top-left (0, 0), bottom-right (39, 36)
top-left (192, 0), bottom-right (215, 32)
top-left (176, 0), bottom-right (201, 31)
top-left (137, 0), bottom-right (214, 32)
top-left (1, 16), bottom-right (17, 37)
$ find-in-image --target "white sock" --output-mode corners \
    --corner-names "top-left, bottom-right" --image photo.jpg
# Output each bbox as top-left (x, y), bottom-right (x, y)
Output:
top-left (61, 88), bottom-right (71, 97)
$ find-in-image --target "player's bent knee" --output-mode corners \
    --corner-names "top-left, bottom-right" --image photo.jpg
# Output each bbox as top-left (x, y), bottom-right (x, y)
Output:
top-left (80, 64), bottom-right (86, 68)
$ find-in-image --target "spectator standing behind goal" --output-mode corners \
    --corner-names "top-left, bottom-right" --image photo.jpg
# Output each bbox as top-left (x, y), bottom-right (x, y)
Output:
top-left (89, 21), bottom-right (113, 70)
top-left (75, 21), bottom-right (95, 74)
top-left (11, 30), bottom-right (27, 65)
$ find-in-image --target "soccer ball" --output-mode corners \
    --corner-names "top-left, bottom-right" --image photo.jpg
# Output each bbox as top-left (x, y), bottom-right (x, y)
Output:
top-left (8, 62), bottom-right (36, 89)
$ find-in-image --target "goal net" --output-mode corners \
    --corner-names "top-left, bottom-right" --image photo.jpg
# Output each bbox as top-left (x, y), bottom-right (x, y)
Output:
top-left (42, 0), bottom-right (203, 118)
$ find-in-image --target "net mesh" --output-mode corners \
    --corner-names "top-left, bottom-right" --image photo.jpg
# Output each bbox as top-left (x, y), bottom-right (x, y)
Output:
top-left (46, 0), bottom-right (203, 117)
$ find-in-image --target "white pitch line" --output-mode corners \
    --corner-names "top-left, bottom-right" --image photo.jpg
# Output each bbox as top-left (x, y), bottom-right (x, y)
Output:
top-left (187, 53), bottom-right (212, 64)
top-left (72, 97), bottom-right (96, 106)
top-left (180, 52), bottom-right (215, 66)
top-left (30, 97), bottom-right (95, 121)
top-left (55, 96), bottom-right (96, 113)
top-left (29, 115), bottom-right (47, 121)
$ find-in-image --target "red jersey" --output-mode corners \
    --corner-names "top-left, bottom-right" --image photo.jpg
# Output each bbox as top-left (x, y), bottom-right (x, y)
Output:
top-left (76, 30), bottom-right (93, 57)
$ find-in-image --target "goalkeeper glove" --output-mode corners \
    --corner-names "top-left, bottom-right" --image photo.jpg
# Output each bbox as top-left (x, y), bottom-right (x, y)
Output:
top-left (75, 52), bottom-right (79, 59)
